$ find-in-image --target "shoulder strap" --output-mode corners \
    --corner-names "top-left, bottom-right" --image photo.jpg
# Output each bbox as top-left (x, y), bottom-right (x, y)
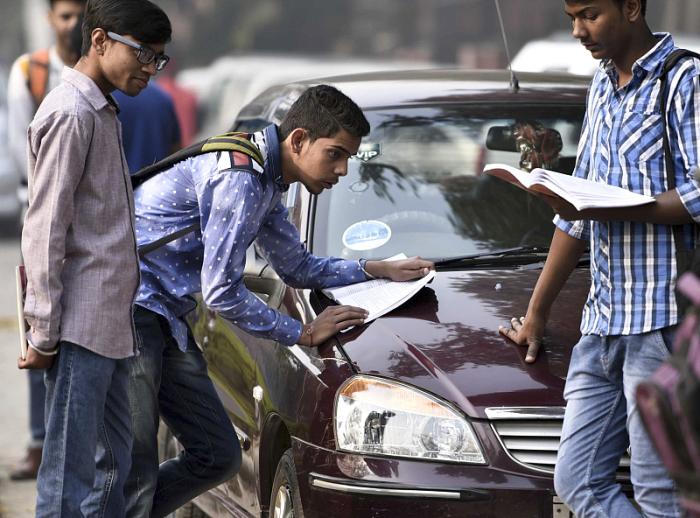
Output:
top-left (135, 132), bottom-right (265, 257)
top-left (17, 54), bottom-right (30, 81)
top-left (661, 49), bottom-right (700, 192)
top-left (27, 49), bottom-right (50, 109)
top-left (131, 131), bottom-right (264, 190)
top-left (659, 49), bottom-right (700, 259)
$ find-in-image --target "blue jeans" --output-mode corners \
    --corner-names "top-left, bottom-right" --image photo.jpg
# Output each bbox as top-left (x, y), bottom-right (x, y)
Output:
top-left (28, 368), bottom-right (46, 446)
top-left (554, 328), bottom-right (680, 518)
top-left (125, 306), bottom-right (241, 518)
top-left (36, 341), bottom-right (132, 518)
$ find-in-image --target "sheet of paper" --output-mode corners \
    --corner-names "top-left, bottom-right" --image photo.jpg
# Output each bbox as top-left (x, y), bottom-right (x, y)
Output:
top-left (323, 269), bottom-right (436, 322)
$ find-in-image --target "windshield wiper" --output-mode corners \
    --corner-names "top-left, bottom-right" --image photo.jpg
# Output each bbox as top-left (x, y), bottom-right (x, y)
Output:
top-left (434, 246), bottom-right (551, 269)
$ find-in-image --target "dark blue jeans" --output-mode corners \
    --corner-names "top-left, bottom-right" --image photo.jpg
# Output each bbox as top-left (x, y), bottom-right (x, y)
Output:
top-left (28, 368), bottom-right (46, 445)
top-left (125, 306), bottom-right (241, 518)
top-left (36, 342), bottom-right (132, 518)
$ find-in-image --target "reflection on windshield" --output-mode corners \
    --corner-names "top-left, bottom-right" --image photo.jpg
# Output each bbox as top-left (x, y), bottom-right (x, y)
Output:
top-left (312, 106), bottom-right (584, 261)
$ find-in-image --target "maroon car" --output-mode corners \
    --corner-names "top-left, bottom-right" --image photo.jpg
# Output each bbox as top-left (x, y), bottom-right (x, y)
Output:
top-left (166, 70), bottom-right (630, 518)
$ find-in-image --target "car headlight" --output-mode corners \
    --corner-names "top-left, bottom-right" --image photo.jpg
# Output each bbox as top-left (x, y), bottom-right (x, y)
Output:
top-left (334, 375), bottom-right (485, 464)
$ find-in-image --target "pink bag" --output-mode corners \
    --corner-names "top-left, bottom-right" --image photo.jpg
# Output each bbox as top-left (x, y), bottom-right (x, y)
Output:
top-left (636, 272), bottom-right (700, 516)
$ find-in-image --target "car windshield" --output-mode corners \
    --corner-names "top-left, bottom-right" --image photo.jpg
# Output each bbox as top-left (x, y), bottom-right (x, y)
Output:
top-left (311, 105), bottom-right (584, 261)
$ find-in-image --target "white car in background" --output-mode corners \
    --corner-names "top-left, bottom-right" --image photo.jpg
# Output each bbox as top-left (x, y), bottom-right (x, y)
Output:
top-left (513, 32), bottom-right (700, 76)
top-left (177, 54), bottom-right (438, 139)
top-left (0, 66), bottom-right (21, 232)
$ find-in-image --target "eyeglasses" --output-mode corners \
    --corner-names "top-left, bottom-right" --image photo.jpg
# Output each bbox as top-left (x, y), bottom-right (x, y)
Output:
top-left (106, 31), bottom-right (170, 72)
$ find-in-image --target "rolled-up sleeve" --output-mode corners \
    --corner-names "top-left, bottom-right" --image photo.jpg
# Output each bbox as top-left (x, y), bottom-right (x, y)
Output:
top-left (670, 66), bottom-right (700, 222)
top-left (22, 112), bottom-right (92, 352)
top-left (554, 215), bottom-right (590, 241)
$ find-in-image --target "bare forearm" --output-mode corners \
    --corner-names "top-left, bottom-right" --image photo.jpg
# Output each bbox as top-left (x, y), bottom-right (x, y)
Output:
top-left (559, 189), bottom-right (693, 225)
top-left (528, 228), bottom-right (587, 317)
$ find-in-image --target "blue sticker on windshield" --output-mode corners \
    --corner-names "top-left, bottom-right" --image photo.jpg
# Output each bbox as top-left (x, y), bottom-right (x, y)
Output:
top-left (342, 220), bottom-right (392, 251)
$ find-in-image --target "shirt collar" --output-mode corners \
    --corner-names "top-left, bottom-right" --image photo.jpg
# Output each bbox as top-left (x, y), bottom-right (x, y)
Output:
top-left (61, 67), bottom-right (117, 113)
top-left (262, 124), bottom-right (288, 192)
top-left (601, 32), bottom-right (675, 84)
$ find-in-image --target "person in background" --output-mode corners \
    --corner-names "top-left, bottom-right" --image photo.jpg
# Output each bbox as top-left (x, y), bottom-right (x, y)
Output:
top-left (114, 82), bottom-right (181, 172)
top-left (157, 58), bottom-right (198, 147)
top-left (6, 0), bottom-right (86, 482)
top-left (19, 0), bottom-right (171, 514)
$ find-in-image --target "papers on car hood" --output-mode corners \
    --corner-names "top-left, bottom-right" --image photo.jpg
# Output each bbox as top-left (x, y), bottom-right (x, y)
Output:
top-left (322, 254), bottom-right (436, 323)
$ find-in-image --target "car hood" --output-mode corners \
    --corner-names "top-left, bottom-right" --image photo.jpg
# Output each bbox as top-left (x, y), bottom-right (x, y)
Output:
top-left (335, 267), bottom-right (590, 418)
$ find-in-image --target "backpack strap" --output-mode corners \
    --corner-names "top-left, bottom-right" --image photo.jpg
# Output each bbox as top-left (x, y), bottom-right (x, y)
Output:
top-left (138, 223), bottom-right (200, 257)
top-left (658, 49), bottom-right (700, 316)
top-left (27, 49), bottom-right (50, 109)
top-left (661, 49), bottom-right (700, 193)
top-left (131, 131), bottom-right (264, 189)
top-left (134, 132), bottom-right (265, 257)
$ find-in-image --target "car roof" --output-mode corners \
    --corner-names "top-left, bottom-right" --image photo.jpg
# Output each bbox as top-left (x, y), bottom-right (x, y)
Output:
top-left (239, 68), bottom-right (590, 122)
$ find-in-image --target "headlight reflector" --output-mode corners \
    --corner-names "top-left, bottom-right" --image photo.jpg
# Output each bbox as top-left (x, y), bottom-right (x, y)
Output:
top-left (334, 376), bottom-right (485, 464)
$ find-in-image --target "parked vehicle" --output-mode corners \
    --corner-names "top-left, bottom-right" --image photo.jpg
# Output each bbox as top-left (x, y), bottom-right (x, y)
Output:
top-left (168, 69), bottom-right (630, 518)
top-left (512, 32), bottom-right (700, 76)
top-left (176, 53), bottom-right (436, 140)
top-left (0, 65), bottom-right (21, 232)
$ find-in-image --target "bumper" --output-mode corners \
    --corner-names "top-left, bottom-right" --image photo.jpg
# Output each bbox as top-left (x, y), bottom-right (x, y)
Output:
top-left (293, 438), bottom-right (559, 518)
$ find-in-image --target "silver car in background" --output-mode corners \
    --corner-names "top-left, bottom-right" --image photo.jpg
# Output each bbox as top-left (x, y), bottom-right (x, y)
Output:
top-left (0, 66), bottom-right (21, 233)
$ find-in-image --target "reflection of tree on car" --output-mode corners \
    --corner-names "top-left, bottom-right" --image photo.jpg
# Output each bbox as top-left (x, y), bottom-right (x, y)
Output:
top-left (317, 107), bottom-right (584, 257)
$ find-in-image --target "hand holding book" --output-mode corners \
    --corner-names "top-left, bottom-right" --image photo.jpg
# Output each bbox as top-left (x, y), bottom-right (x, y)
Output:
top-left (483, 163), bottom-right (656, 212)
top-left (15, 265), bottom-right (28, 360)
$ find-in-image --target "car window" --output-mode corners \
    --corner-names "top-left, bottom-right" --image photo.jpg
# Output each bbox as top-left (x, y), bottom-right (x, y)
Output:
top-left (311, 105), bottom-right (584, 261)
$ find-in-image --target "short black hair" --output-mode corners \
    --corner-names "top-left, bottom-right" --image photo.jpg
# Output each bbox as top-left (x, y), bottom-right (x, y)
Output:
top-left (615, 0), bottom-right (646, 16)
top-left (81, 0), bottom-right (171, 56)
top-left (566, 0), bottom-right (647, 16)
top-left (49, 0), bottom-right (87, 7)
top-left (279, 85), bottom-right (370, 142)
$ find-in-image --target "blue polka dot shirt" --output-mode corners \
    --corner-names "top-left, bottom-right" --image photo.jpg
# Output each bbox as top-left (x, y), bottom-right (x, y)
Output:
top-left (134, 125), bottom-right (367, 350)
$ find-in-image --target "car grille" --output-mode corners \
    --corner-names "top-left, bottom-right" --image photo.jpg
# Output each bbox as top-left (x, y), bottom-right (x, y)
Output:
top-left (485, 407), bottom-right (631, 480)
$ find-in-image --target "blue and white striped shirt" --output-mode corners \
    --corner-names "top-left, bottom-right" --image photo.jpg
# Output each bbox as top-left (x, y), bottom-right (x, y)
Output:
top-left (555, 34), bottom-right (700, 336)
top-left (134, 125), bottom-right (368, 350)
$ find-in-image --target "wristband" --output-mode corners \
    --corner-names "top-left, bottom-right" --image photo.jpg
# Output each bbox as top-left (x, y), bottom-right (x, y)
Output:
top-left (304, 324), bottom-right (314, 348)
top-left (359, 258), bottom-right (376, 280)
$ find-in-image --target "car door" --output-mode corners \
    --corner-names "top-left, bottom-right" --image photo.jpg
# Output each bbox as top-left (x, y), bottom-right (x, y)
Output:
top-left (194, 185), bottom-right (300, 515)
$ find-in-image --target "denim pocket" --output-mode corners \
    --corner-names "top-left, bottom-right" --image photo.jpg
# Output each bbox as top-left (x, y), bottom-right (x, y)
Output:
top-left (650, 327), bottom-right (676, 359)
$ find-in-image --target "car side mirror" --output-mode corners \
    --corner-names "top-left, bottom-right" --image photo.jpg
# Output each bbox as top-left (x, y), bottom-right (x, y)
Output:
top-left (486, 126), bottom-right (517, 151)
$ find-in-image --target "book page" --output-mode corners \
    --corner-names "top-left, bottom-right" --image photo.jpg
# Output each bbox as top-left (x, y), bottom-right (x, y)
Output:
top-left (15, 265), bottom-right (27, 360)
top-left (323, 269), bottom-right (436, 322)
top-left (483, 163), bottom-right (655, 211)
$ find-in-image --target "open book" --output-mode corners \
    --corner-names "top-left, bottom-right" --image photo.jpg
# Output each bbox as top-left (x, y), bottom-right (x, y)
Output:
top-left (483, 163), bottom-right (656, 211)
top-left (322, 254), bottom-right (436, 323)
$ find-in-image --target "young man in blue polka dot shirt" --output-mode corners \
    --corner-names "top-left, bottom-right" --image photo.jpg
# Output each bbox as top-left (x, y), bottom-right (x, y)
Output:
top-left (124, 84), bottom-right (434, 516)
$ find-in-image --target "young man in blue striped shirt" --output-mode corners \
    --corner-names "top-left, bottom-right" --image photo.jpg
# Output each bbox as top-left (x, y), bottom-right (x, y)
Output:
top-left (500, 0), bottom-right (699, 516)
